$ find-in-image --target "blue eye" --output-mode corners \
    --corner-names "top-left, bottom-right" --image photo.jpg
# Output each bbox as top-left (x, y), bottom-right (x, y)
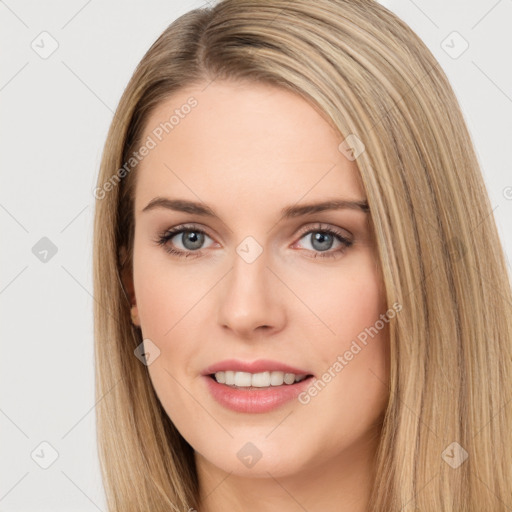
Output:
top-left (295, 226), bottom-right (353, 258)
top-left (155, 225), bottom-right (213, 259)
top-left (154, 223), bottom-right (353, 260)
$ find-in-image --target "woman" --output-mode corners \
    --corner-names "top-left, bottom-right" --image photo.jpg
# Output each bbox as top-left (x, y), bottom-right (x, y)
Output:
top-left (92, 0), bottom-right (512, 510)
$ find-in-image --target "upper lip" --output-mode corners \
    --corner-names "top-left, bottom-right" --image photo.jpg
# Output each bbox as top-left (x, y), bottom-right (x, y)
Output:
top-left (202, 359), bottom-right (314, 376)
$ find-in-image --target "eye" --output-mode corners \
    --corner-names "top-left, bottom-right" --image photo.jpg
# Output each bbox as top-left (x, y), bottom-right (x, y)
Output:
top-left (154, 222), bottom-right (353, 260)
top-left (154, 224), bottom-right (215, 259)
top-left (293, 223), bottom-right (353, 259)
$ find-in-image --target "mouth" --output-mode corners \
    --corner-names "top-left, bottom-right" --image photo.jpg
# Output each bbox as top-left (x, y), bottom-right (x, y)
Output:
top-left (201, 359), bottom-right (316, 412)
top-left (203, 362), bottom-right (316, 413)
top-left (208, 371), bottom-right (314, 389)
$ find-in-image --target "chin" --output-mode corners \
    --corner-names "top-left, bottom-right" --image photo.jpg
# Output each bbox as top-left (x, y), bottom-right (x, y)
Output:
top-left (194, 433), bottom-right (316, 479)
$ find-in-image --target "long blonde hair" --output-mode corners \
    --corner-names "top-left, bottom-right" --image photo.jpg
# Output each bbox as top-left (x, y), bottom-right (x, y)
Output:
top-left (93, 0), bottom-right (512, 510)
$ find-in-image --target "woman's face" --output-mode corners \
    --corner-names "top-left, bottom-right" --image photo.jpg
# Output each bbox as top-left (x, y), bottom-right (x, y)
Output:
top-left (128, 80), bottom-right (390, 479)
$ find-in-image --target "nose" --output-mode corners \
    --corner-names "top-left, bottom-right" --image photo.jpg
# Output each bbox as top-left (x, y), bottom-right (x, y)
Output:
top-left (216, 246), bottom-right (287, 339)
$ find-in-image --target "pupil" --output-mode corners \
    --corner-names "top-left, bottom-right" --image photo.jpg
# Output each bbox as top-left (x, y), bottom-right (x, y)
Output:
top-left (183, 231), bottom-right (204, 250)
top-left (312, 232), bottom-right (333, 251)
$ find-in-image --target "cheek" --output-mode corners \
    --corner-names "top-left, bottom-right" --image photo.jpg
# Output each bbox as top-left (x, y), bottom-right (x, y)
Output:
top-left (307, 253), bottom-right (390, 411)
top-left (307, 252), bottom-right (387, 349)
top-left (133, 244), bottom-right (195, 339)
top-left (132, 246), bottom-right (199, 381)
top-left (133, 256), bottom-right (200, 423)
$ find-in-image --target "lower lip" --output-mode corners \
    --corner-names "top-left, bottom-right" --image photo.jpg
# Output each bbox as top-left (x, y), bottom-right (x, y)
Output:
top-left (203, 375), bottom-right (314, 413)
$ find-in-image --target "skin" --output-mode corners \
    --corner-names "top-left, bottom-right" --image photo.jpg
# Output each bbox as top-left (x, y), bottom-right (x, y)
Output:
top-left (123, 79), bottom-right (390, 512)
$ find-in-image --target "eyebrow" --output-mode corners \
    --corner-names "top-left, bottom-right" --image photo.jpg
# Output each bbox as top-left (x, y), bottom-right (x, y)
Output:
top-left (142, 197), bottom-right (369, 219)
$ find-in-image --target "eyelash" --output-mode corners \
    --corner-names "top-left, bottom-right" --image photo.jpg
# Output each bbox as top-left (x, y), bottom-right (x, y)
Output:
top-left (154, 223), bottom-right (353, 260)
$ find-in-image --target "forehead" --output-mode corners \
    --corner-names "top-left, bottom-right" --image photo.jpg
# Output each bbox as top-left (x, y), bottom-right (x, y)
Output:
top-left (134, 80), bottom-right (364, 214)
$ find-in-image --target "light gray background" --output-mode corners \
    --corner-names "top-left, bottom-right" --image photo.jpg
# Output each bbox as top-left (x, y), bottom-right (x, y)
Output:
top-left (1, 0), bottom-right (511, 510)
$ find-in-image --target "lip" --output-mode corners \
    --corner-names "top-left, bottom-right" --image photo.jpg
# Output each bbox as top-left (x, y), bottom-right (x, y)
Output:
top-left (201, 358), bottom-right (313, 376)
top-left (204, 374), bottom-right (314, 413)
top-left (202, 359), bottom-right (315, 414)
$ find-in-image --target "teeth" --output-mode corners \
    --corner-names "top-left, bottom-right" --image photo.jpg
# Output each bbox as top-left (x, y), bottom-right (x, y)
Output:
top-left (235, 371), bottom-right (252, 387)
top-left (213, 370), bottom-right (308, 387)
top-left (270, 371), bottom-right (284, 386)
top-left (251, 371), bottom-right (270, 387)
top-left (283, 373), bottom-right (295, 385)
